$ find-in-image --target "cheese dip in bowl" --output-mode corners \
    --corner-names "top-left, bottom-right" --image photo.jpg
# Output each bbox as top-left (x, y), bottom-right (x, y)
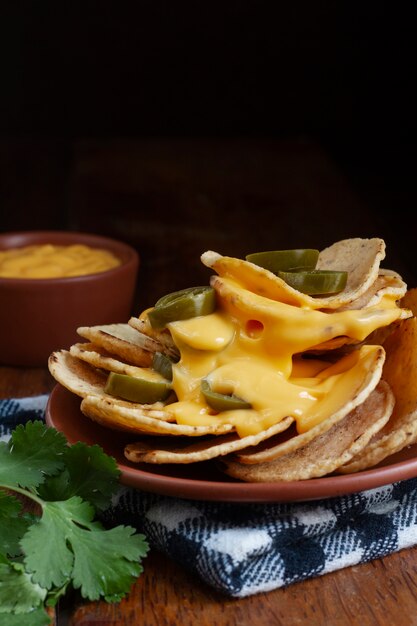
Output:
top-left (0, 231), bottom-right (139, 367)
top-left (0, 243), bottom-right (121, 279)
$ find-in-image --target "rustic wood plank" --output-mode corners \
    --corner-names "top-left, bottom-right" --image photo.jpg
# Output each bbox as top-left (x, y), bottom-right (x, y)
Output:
top-left (0, 366), bottom-right (56, 399)
top-left (69, 548), bottom-right (417, 626)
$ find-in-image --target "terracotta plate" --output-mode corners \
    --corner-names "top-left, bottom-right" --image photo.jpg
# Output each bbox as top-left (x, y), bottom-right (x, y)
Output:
top-left (46, 384), bottom-right (417, 503)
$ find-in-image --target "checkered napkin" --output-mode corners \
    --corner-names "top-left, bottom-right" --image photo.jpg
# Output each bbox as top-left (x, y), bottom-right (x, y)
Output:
top-left (3, 395), bottom-right (417, 598)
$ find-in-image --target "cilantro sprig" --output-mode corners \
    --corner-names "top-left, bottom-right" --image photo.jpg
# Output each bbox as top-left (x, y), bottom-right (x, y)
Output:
top-left (0, 421), bottom-right (149, 624)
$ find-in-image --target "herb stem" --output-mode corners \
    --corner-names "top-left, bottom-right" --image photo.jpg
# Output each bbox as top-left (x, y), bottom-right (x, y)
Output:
top-left (0, 484), bottom-right (44, 508)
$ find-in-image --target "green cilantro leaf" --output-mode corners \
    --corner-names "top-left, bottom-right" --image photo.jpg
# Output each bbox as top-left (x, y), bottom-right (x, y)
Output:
top-left (21, 498), bottom-right (88, 590)
top-left (0, 421), bottom-right (67, 489)
top-left (0, 561), bottom-right (47, 613)
top-left (38, 442), bottom-right (121, 511)
top-left (3, 608), bottom-right (52, 626)
top-left (0, 490), bottom-right (32, 557)
top-left (21, 496), bottom-right (149, 601)
top-left (71, 523), bottom-right (148, 602)
top-left (0, 420), bottom-right (150, 617)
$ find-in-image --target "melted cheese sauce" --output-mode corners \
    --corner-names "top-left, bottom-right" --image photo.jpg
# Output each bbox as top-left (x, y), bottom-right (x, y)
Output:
top-left (0, 244), bottom-right (121, 279)
top-left (159, 274), bottom-right (404, 437)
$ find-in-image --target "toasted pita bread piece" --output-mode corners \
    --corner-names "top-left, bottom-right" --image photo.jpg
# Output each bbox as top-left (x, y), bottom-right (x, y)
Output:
top-left (70, 342), bottom-right (152, 378)
top-left (128, 316), bottom-right (179, 359)
top-left (81, 394), bottom-right (235, 437)
top-left (235, 345), bottom-right (385, 464)
top-left (305, 274), bottom-right (410, 352)
top-left (221, 381), bottom-right (394, 482)
top-left (364, 285), bottom-right (415, 347)
top-left (49, 350), bottom-right (108, 397)
top-left (124, 416), bottom-right (293, 464)
top-left (77, 323), bottom-right (153, 367)
top-left (48, 350), bottom-right (175, 422)
top-left (201, 238), bottom-right (386, 310)
top-left (210, 273), bottom-right (405, 357)
top-left (339, 316), bottom-right (417, 473)
top-left (337, 271), bottom-right (408, 311)
top-left (401, 287), bottom-right (417, 316)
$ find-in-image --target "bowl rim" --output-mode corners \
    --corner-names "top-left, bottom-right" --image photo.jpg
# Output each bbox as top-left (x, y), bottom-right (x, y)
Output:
top-left (0, 230), bottom-right (139, 284)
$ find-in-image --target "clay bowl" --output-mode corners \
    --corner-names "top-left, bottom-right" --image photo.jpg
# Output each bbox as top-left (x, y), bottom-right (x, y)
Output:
top-left (0, 231), bottom-right (139, 367)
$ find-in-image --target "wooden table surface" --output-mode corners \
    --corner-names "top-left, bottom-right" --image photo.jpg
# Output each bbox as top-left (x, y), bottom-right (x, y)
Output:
top-left (2, 139), bottom-right (417, 625)
top-left (2, 365), bottom-right (417, 626)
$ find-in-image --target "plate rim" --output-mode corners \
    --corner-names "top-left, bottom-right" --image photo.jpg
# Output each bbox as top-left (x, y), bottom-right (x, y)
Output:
top-left (46, 384), bottom-right (417, 503)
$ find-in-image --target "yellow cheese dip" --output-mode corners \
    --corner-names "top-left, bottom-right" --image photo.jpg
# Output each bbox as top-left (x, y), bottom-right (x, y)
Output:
top-left (0, 244), bottom-right (121, 279)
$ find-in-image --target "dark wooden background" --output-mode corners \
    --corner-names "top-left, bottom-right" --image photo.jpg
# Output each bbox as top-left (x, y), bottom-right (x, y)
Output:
top-left (0, 2), bottom-right (415, 311)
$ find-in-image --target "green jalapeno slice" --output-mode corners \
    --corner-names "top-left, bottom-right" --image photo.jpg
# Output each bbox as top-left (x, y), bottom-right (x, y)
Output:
top-left (152, 351), bottom-right (174, 381)
top-left (201, 379), bottom-right (252, 412)
top-left (148, 286), bottom-right (216, 329)
top-left (105, 371), bottom-right (171, 404)
top-left (278, 270), bottom-right (348, 295)
top-left (246, 249), bottom-right (319, 273)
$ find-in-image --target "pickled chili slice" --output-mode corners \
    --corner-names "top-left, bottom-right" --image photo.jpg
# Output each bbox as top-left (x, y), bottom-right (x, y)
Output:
top-left (246, 249), bottom-right (319, 273)
top-left (278, 270), bottom-right (348, 295)
top-left (105, 371), bottom-right (171, 403)
top-left (148, 286), bottom-right (216, 329)
top-left (152, 351), bottom-right (173, 381)
top-left (201, 379), bottom-right (252, 411)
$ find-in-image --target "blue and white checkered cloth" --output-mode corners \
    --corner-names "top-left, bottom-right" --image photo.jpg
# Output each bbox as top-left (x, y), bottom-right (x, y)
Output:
top-left (3, 394), bottom-right (417, 597)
